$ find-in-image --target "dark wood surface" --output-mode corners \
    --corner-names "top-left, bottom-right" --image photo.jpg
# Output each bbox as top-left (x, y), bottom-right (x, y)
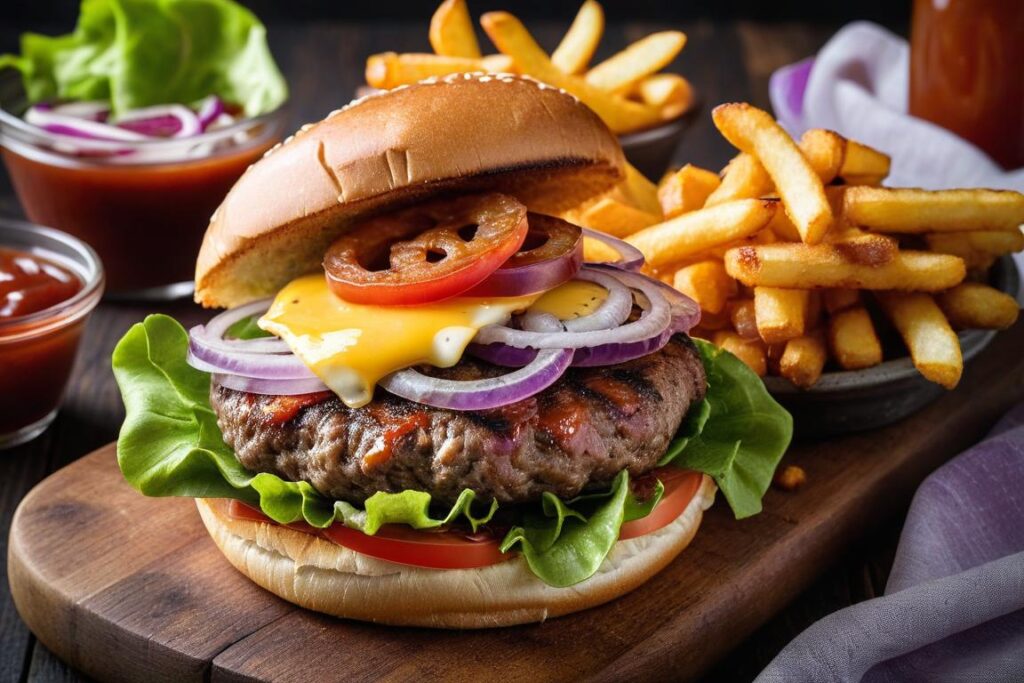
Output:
top-left (0, 17), bottom-right (965, 683)
top-left (9, 318), bottom-right (1024, 682)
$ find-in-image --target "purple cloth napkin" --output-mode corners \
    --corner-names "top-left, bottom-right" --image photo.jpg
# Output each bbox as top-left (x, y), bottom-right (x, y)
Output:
top-left (756, 404), bottom-right (1024, 683)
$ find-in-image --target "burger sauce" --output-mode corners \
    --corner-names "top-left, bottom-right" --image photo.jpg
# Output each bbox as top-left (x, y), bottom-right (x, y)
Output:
top-left (0, 248), bottom-right (85, 437)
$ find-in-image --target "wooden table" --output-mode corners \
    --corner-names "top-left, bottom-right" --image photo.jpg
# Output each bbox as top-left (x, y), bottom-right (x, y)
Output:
top-left (0, 18), bottom-right (928, 683)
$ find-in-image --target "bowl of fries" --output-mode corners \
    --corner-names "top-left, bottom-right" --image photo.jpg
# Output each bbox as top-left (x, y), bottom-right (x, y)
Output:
top-left (363, 0), bottom-right (698, 178)
top-left (568, 100), bottom-right (1024, 437)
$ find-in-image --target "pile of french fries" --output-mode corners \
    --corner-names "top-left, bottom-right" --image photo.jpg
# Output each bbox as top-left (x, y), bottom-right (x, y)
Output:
top-left (365, 0), bottom-right (693, 134)
top-left (576, 102), bottom-right (1024, 390)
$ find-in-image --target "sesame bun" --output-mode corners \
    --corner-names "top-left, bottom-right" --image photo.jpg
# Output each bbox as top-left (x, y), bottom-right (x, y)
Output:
top-left (195, 73), bottom-right (625, 308)
top-left (195, 475), bottom-right (715, 628)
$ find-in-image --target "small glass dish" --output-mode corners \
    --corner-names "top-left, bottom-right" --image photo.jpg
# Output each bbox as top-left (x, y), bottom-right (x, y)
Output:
top-left (0, 71), bottom-right (286, 300)
top-left (0, 218), bottom-right (104, 449)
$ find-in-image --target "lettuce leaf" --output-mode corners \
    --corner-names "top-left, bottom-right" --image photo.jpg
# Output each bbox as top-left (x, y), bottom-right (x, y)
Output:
top-left (661, 339), bottom-right (793, 519)
top-left (112, 315), bottom-right (494, 532)
top-left (112, 315), bottom-right (790, 588)
top-left (0, 0), bottom-right (287, 116)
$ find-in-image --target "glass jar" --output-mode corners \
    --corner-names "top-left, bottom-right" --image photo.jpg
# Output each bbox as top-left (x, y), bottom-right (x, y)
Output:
top-left (0, 219), bottom-right (104, 448)
top-left (0, 72), bottom-right (287, 298)
top-left (909, 0), bottom-right (1024, 170)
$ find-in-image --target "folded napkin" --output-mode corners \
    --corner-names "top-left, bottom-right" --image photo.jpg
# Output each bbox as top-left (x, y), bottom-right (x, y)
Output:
top-left (769, 21), bottom-right (1024, 297)
top-left (756, 404), bottom-right (1024, 683)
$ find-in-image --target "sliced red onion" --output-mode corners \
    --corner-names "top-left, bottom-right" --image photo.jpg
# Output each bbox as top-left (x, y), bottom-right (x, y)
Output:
top-left (25, 106), bottom-right (148, 142)
top-left (379, 315), bottom-right (573, 410)
top-left (115, 104), bottom-right (201, 138)
top-left (197, 96), bottom-right (225, 130)
top-left (474, 267), bottom-right (671, 349)
top-left (213, 373), bottom-right (328, 396)
top-left (582, 228), bottom-right (645, 271)
top-left (51, 101), bottom-right (109, 121)
top-left (187, 341), bottom-right (318, 379)
top-left (195, 298), bottom-right (291, 355)
top-left (561, 268), bottom-right (632, 332)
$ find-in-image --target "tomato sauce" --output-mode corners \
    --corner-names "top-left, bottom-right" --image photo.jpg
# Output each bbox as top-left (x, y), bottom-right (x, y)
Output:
top-left (910, 0), bottom-right (1024, 169)
top-left (2, 139), bottom-right (275, 293)
top-left (0, 248), bottom-right (83, 318)
top-left (0, 247), bottom-right (88, 440)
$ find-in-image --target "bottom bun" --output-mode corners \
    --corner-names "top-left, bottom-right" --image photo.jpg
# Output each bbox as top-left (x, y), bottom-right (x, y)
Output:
top-left (196, 475), bottom-right (716, 629)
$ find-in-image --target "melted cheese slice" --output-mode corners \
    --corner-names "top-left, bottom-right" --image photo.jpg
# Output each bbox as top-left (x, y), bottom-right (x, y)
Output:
top-left (260, 274), bottom-right (613, 409)
top-left (259, 274), bottom-right (541, 408)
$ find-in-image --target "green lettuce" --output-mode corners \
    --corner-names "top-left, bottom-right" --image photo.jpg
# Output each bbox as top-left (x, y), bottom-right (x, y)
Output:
top-left (661, 339), bottom-right (793, 518)
top-left (112, 315), bottom-right (791, 587)
top-left (225, 314), bottom-right (272, 340)
top-left (0, 0), bottom-right (287, 116)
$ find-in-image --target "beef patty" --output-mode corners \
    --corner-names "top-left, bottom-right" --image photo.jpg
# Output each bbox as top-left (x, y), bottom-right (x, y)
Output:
top-left (212, 335), bottom-right (706, 505)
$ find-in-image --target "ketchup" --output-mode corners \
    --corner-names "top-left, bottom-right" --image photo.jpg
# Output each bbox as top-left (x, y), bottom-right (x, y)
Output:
top-left (0, 248), bottom-right (83, 319)
top-left (0, 245), bottom-right (94, 445)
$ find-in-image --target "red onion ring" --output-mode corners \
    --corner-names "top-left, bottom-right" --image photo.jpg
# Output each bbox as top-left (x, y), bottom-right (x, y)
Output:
top-left (213, 374), bottom-right (328, 396)
top-left (560, 268), bottom-right (633, 333)
top-left (582, 228), bottom-right (645, 271)
top-left (115, 104), bottom-right (201, 138)
top-left (187, 342), bottom-right (318, 379)
top-left (197, 96), bottom-right (226, 130)
top-left (474, 266), bottom-right (671, 349)
top-left (25, 106), bottom-right (147, 142)
top-left (379, 315), bottom-right (573, 410)
top-left (193, 299), bottom-right (291, 355)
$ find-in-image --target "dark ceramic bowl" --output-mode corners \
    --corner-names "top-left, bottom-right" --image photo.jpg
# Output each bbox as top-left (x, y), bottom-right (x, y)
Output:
top-left (763, 256), bottom-right (1020, 439)
top-left (618, 100), bottom-right (701, 180)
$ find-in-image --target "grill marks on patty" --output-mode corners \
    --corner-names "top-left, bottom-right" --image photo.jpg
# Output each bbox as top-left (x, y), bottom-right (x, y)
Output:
top-left (212, 336), bottom-right (706, 505)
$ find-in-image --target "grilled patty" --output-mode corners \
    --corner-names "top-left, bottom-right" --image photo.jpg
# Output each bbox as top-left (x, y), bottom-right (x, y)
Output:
top-left (212, 335), bottom-right (706, 505)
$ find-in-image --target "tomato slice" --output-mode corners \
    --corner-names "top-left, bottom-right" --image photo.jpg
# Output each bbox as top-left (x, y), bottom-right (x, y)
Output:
top-left (323, 193), bottom-right (528, 306)
top-left (225, 467), bottom-right (703, 571)
top-left (619, 468), bottom-right (704, 541)
top-left (226, 500), bottom-right (506, 570)
top-left (462, 213), bottom-right (583, 297)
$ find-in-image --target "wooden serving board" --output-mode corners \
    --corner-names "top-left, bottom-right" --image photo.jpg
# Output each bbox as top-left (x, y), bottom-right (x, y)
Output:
top-left (9, 320), bottom-right (1024, 683)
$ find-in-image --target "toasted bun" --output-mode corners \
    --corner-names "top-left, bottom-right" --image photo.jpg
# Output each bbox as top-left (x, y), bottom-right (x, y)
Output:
top-left (196, 475), bottom-right (716, 628)
top-left (196, 73), bottom-right (625, 308)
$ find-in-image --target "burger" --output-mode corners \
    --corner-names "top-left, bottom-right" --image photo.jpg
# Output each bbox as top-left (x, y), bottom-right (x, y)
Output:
top-left (113, 73), bottom-right (791, 628)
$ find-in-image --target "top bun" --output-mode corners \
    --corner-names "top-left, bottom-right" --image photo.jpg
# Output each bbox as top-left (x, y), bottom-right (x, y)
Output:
top-left (195, 73), bottom-right (626, 308)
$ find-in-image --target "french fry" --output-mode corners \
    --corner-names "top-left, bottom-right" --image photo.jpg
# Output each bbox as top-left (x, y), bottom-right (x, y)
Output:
top-left (584, 31), bottom-right (687, 93)
top-left (876, 292), bottom-right (962, 389)
top-left (779, 330), bottom-right (827, 389)
top-left (657, 164), bottom-right (720, 218)
top-left (637, 74), bottom-right (693, 119)
top-left (829, 232), bottom-right (899, 266)
top-left (429, 0), bottom-right (481, 58)
top-left (365, 52), bottom-right (513, 89)
top-left (626, 198), bottom-right (778, 268)
top-left (843, 187), bottom-right (1024, 233)
top-left (923, 234), bottom-right (996, 271)
top-left (672, 261), bottom-right (736, 314)
top-left (823, 288), bottom-right (862, 314)
top-left (729, 299), bottom-right (758, 339)
top-left (712, 103), bottom-right (833, 244)
top-left (724, 244), bottom-right (966, 291)
top-left (570, 196), bottom-right (661, 237)
top-left (840, 140), bottom-right (890, 183)
top-left (551, 0), bottom-right (604, 74)
top-left (927, 230), bottom-right (1024, 257)
top-left (713, 330), bottom-right (768, 377)
top-left (754, 287), bottom-right (811, 344)
top-left (704, 153), bottom-right (773, 207)
top-left (582, 236), bottom-right (621, 263)
top-left (828, 307), bottom-right (883, 369)
top-left (481, 12), bottom-right (664, 133)
top-left (766, 208), bottom-right (802, 242)
top-left (621, 163), bottom-right (663, 216)
top-left (937, 283), bottom-right (1020, 330)
top-left (798, 129), bottom-right (845, 184)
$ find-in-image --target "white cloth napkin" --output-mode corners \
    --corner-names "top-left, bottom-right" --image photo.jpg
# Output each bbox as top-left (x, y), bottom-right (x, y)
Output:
top-left (768, 21), bottom-right (1024, 293)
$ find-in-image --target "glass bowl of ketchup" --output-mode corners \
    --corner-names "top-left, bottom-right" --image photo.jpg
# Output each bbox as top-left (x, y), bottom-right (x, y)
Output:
top-left (0, 72), bottom-right (286, 300)
top-left (0, 218), bottom-right (103, 449)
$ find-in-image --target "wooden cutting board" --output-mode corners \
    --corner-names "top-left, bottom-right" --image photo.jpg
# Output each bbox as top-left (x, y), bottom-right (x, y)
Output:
top-left (9, 320), bottom-right (1024, 683)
